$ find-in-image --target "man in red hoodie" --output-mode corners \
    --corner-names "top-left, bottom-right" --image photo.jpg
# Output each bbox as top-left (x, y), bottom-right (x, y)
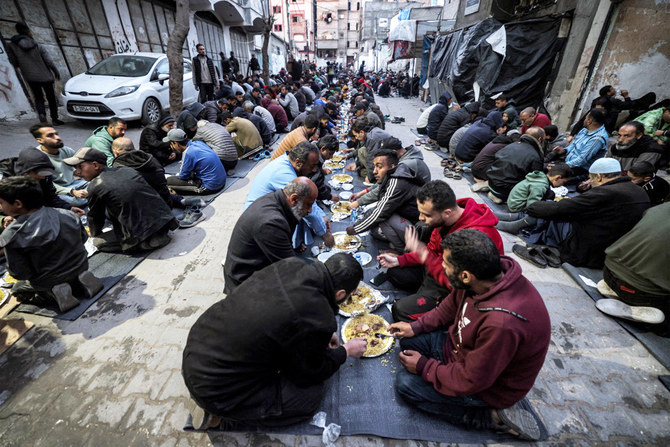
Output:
top-left (378, 181), bottom-right (503, 322)
top-left (389, 230), bottom-right (551, 441)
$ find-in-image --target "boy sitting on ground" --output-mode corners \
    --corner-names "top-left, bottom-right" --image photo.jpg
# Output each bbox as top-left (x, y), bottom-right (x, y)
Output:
top-left (0, 176), bottom-right (102, 312)
top-left (495, 163), bottom-right (572, 235)
top-left (627, 161), bottom-right (669, 206)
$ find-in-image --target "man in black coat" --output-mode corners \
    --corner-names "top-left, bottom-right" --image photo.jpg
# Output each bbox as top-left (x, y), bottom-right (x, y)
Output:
top-left (607, 121), bottom-right (664, 171)
top-left (426, 91), bottom-right (453, 142)
top-left (192, 44), bottom-right (218, 102)
top-left (487, 127), bottom-right (545, 200)
top-left (233, 102), bottom-right (273, 145)
top-left (436, 103), bottom-right (480, 149)
top-left (223, 177), bottom-right (318, 294)
top-left (111, 138), bottom-right (183, 208)
top-left (525, 158), bottom-right (650, 268)
top-left (64, 148), bottom-right (178, 253)
top-left (139, 115), bottom-right (180, 166)
top-left (183, 254), bottom-right (368, 429)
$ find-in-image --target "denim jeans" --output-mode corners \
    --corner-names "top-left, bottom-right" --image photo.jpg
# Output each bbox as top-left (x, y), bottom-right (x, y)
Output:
top-left (396, 332), bottom-right (493, 429)
top-left (58, 178), bottom-right (89, 207)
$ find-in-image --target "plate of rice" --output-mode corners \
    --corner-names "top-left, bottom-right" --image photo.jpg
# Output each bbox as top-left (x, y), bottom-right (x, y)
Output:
top-left (341, 313), bottom-right (394, 357)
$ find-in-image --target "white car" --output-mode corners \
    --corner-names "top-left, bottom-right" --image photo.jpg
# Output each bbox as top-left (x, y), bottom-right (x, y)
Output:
top-left (62, 52), bottom-right (199, 125)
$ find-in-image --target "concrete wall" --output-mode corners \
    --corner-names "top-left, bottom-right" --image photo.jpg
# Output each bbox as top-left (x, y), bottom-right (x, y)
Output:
top-left (583, 0), bottom-right (670, 111)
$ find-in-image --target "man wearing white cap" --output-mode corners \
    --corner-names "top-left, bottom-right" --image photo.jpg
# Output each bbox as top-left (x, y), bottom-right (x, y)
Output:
top-left (523, 158), bottom-right (650, 268)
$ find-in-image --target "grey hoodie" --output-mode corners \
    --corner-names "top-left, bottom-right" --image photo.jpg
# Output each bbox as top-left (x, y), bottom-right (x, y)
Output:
top-left (0, 207), bottom-right (88, 288)
top-left (6, 35), bottom-right (59, 83)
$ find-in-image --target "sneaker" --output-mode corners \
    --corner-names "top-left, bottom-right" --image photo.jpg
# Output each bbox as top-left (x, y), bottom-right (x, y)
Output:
top-left (596, 279), bottom-right (618, 297)
top-left (77, 271), bottom-right (103, 299)
top-left (140, 232), bottom-right (172, 250)
top-left (51, 283), bottom-right (80, 313)
top-left (52, 118), bottom-right (65, 126)
top-left (496, 404), bottom-right (541, 441)
top-left (595, 298), bottom-right (665, 324)
top-left (180, 209), bottom-right (204, 228)
top-left (38, 114), bottom-right (47, 122)
top-left (471, 181), bottom-right (489, 193)
top-left (182, 197), bottom-right (207, 208)
top-left (487, 192), bottom-right (504, 204)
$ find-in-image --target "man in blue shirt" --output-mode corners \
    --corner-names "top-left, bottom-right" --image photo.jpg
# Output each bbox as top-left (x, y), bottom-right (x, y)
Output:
top-left (560, 108), bottom-right (609, 175)
top-left (165, 129), bottom-right (227, 195)
top-left (246, 141), bottom-right (335, 248)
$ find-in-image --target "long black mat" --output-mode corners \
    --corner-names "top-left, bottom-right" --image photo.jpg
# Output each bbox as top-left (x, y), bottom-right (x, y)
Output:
top-left (191, 305), bottom-right (548, 442)
top-left (14, 251), bottom-right (147, 320)
top-left (562, 263), bottom-right (670, 370)
top-left (192, 150), bottom-right (549, 442)
top-left (228, 159), bottom-right (260, 178)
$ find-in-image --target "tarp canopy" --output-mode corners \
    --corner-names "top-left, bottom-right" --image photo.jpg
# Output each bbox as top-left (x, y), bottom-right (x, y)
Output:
top-left (429, 16), bottom-right (566, 109)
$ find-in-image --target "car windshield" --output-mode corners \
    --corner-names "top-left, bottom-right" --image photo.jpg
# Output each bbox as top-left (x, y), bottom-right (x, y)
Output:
top-left (86, 55), bottom-right (157, 77)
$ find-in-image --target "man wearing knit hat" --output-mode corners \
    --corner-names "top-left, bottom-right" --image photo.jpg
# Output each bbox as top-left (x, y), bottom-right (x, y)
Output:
top-left (523, 158), bottom-right (650, 268)
top-left (139, 115), bottom-right (180, 166)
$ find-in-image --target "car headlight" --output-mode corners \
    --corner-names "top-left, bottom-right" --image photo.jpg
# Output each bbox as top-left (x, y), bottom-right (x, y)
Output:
top-left (105, 86), bottom-right (139, 98)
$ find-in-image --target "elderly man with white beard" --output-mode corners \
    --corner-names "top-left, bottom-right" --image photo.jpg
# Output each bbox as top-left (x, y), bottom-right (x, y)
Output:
top-left (223, 177), bottom-right (318, 294)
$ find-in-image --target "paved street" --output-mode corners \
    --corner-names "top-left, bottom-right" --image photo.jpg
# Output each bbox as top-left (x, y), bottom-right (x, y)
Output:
top-left (0, 96), bottom-right (669, 446)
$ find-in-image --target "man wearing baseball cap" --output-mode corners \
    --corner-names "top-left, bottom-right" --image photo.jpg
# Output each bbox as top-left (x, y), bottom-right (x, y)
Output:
top-left (524, 158), bottom-right (650, 268)
top-left (164, 128), bottom-right (227, 195)
top-left (13, 147), bottom-right (84, 216)
top-left (64, 147), bottom-right (178, 252)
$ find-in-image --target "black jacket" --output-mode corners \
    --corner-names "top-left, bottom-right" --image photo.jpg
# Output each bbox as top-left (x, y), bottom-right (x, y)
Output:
top-left (40, 177), bottom-right (70, 210)
top-left (223, 190), bottom-right (298, 294)
top-left (527, 176), bottom-right (650, 268)
top-left (487, 134), bottom-right (544, 198)
top-left (139, 123), bottom-right (176, 166)
top-left (455, 111), bottom-right (504, 162)
top-left (471, 134), bottom-right (513, 181)
top-left (192, 55), bottom-right (217, 85)
top-left (87, 167), bottom-right (177, 251)
top-left (436, 105), bottom-right (476, 148)
top-left (607, 135), bottom-right (664, 171)
top-left (427, 92), bottom-right (452, 140)
top-left (183, 257), bottom-right (346, 415)
top-left (112, 150), bottom-right (178, 207)
top-left (294, 89), bottom-right (307, 113)
top-left (311, 156), bottom-right (332, 201)
top-left (353, 163), bottom-right (422, 233)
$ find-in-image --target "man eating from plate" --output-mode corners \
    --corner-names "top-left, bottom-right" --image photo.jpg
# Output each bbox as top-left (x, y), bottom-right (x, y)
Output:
top-left (388, 230), bottom-right (551, 441)
top-left (183, 253), bottom-right (368, 430)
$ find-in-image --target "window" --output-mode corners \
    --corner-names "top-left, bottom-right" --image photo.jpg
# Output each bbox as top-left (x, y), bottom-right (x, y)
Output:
top-left (355, 41), bottom-right (358, 48)
top-left (357, 2), bottom-right (360, 10)
top-left (272, 6), bottom-right (281, 14)
top-left (292, 16), bottom-right (299, 23)
top-left (347, 41), bottom-right (350, 48)
top-left (183, 61), bottom-right (192, 73)
top-left (348, 2), bottom-right (351, 11)
top-left (274, 24), bottom-right (283, 32)
top-left (347, 22), bottom-right (350, 30)
top-left (355, 22), bottom-right (359, 30)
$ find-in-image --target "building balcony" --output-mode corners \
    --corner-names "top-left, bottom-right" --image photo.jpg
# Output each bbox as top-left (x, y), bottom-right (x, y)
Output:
top-left (316, 39), bottom-right (338, 49)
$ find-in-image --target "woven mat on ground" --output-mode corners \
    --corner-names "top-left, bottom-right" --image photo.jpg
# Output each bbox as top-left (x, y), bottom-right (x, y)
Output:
top-left (562, 263), bottom-right (670, 370)
top-left (13, 251), bottom-right (147, 320)
top-left (191, 306), bottom-right (548, 443)
top-left (227, 159), bottom-right (260, 178)
top-left (0, 319), bottom-right (34, 355)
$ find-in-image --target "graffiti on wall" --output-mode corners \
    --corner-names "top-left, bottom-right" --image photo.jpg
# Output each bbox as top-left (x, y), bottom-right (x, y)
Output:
top-left (102, 0), bottom-right (139, 54)
top-left (0, 42), bottom-right (34, 119)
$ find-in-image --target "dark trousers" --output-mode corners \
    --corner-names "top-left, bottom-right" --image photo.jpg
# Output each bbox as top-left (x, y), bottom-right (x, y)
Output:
top-left (183, 366), bottom-right (325, 427)
top-left (391, 272), bottom-right (450, 322)
top-left (396, 332), bottom-right (492, 430)
top-left (28, 80), bottom-right (59, 120)
top-left (12, 273), bottom-right (85, 306)
top-left (198, 83), bottom-right (215, 102)
top-left (166, 176), bottom-right (222, 195)
top-left (221, 159), bottom-right (238, 172)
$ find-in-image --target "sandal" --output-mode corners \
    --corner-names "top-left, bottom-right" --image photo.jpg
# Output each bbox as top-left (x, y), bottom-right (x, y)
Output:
top-left (443, 167), bottom-right (454, 178)
top-left (452, 172), bottom-right (462, 180)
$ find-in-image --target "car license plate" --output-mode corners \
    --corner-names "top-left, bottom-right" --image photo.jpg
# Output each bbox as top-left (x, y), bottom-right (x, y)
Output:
top-left (73, 105), bottom-right (100, 113)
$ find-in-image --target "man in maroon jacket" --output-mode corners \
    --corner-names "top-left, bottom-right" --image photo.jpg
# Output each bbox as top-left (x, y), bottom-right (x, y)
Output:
top-left (378, 181), bottom-right (504, 322)
top-left (389, 230), bottom-right (551, 441)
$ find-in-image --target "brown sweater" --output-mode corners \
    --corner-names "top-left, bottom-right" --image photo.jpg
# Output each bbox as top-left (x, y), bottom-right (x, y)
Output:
top-left (226, 117), bottom-right (263, 156)
top-left (271, 127), bottom-right (309, 160)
